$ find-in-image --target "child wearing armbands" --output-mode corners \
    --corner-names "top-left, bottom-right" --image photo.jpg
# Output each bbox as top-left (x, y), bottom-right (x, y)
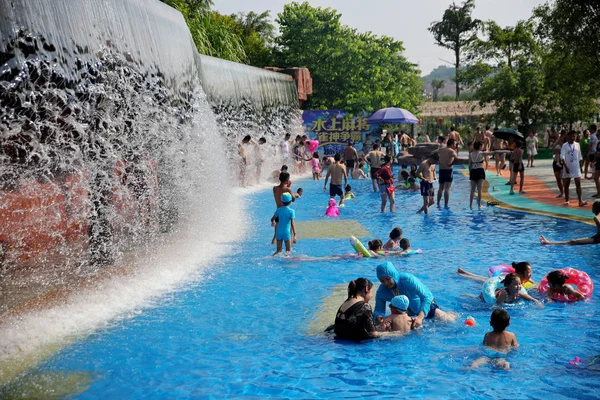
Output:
top-left (471, 309), bottom-right (518, 371)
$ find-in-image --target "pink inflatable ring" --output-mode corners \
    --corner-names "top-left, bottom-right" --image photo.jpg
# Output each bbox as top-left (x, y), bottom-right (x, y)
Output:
top-left (538, 268), bottom-right (594, 302)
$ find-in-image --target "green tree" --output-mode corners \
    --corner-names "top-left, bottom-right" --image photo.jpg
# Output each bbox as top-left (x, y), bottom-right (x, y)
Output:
top-left (534, 0), bottom-right (600, 82)
top-left (161, 0), bottom-right (246, 62)
top-left (276, 2), bottom-right (422, 113)
top-left (232, 11), bottom-right (276, 67)
top-left (429, 0), bottom-right (480, 101)
top-left (431, 79), bottom-right (445, 101)
top-left (466, 21), bottom-right (547, 129)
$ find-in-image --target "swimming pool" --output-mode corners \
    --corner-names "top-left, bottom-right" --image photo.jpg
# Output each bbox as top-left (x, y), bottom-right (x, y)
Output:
top-left (7, 168), bottom-right (600, 399)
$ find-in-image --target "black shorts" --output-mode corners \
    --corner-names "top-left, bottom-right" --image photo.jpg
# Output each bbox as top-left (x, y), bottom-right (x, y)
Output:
top-left (420, 180), bottom-right (434, 197)
top-left (426, 301), bottom-right (439, 319)
top-left (470, 168), bottom-right (485, 181)
top-left (370, 167), bottom-right (381, 179)
top-left (330, 184), bottom-right (343, 197)
top-left (346, 159), bottom-right (355, 169)
top-left (589, 153), bottom-right (596, 163)
top-left (552, 161), bottom-right (562, 172)
top-left (439, 169), bottom-right (453, 184)
top-left (512, 162), bottom-right (524, 173)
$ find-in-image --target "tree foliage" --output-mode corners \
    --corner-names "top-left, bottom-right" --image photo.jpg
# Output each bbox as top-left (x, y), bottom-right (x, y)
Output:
top-left (429, 0), bottom-right (480, 101)
top-left (430, 79), bottom-right (445, 102)
top-left (276, 2), bottom-right (423, 113)
top-left (231, 11), bottom-right (276, 67)
top-left (161, 0), bottom-right (246, 63)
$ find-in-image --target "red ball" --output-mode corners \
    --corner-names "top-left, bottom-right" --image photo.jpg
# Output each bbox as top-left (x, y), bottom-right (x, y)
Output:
top-left (465, 318), bottom-right (476, 327)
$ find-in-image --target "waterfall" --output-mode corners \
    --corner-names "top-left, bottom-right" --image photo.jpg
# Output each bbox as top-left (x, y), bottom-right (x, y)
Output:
top-left (0, 0), bottom-right (298, 383)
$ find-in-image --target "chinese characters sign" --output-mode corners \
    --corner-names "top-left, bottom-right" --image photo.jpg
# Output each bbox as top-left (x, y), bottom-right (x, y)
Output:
top-left (302, 110), bottom-right (379, 155)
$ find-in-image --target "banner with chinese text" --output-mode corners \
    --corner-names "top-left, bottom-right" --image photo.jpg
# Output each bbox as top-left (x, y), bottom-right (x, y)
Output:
top-left (302, 110), bottom-right (379, 155)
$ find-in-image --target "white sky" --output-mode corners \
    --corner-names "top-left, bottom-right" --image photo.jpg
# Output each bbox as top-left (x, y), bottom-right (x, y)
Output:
top-left (212, 0), bottom-right (547, 76)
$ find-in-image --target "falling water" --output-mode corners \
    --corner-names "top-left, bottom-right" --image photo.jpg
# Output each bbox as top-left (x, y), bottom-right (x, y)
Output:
top-left (0, 0), bottom-right (298, 385)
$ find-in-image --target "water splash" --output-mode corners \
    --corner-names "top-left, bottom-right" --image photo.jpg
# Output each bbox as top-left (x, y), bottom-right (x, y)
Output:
top-left (0, 0), bottom-right (299, 385)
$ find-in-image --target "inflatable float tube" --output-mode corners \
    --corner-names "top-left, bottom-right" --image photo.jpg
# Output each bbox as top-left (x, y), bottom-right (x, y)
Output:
top-left (350, 236), bottom-right (370, 258)
top-left (538, 268), bottom-right (594, 302)
top-left (487, 264), bottom-right (534, 290)
top-left (481, 276), bottom-right (528, 304)
top-left (376, 249), bottom-right (422, 256)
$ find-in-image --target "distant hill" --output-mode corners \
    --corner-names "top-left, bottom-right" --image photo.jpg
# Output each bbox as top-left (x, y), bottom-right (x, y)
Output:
top-left (422, 66), bottom-right (456, 98)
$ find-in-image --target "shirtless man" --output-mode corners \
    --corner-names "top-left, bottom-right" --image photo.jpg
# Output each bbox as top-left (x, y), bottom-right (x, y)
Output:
top-left (447, 126), bottom-right (464, 154)
top-left (437, 138), bottom-right (462, 208)
top-left (416, 154), bottom-right (438, 214)
top-left (366, 143), bottom-right (385, 192)
top-left (484, 125), bottom-right (495, 170)
top-left (323, 153), bottom-right (348, 205)
top-left (343, 141), bottom-right (359, 179)
top-left (491, 133), bottom-right (507, 176)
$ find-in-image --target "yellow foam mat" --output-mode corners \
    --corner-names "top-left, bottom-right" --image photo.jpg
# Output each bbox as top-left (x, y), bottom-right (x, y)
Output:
top-left (295, 220), bottom-right (369, 239)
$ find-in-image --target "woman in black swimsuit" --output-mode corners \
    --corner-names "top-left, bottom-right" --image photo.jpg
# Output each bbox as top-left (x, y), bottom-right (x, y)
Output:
top-left (334, 278), bottom-right (384, 341)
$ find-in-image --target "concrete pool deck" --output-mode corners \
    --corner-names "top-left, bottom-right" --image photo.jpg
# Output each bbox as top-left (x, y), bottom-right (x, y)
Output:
top-left (458, 158), bottom-right (598, 225)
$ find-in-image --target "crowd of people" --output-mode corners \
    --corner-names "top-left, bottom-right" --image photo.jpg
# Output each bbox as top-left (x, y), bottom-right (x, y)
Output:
top-left (265, 127), bottom-right (598, 371)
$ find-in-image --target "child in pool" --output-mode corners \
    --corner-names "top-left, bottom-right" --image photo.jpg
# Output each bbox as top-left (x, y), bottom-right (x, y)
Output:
top-left (296, 188), bottom-right (303, 198)
top-left (542, 270), bottom-right (585, 301)
top-left (270, 192), bottom-right (297, 256)
top-left (309, 152), bottom-right (321, 180)
top-left (344, 184), bottom-right (356, 200)
top-left (471, 309), bottom-right (518, 371)
top-left (540, 200), bottom-right (600, 245)
top-left (485, 273), bottom-right (541, 306)
top-left (396, 170), bottom-right (410, 188)
top-left (377, 295), bottom-right (414, 334)
top-left (407, 177), bottom-right (420, 192)
top-left (399, 238), bottom-right (412, 255)
top-left (457, 261), bottom-right (537, 289)
top-left (383, 227), bottom-right (402, 250)
top-left (367, 239), bottom-right (384, 256)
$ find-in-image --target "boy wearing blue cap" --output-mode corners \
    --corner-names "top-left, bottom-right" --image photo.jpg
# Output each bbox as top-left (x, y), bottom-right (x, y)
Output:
top-left (377, 295), bottom-right (414, 334)
top-left (270, 192), bottom-right (297, 256)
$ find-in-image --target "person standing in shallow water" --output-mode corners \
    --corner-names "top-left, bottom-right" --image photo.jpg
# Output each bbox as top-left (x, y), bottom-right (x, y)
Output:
top-left (343, 141), bottom-right (359, 179)
top-left (374, 155), bottom-right (395, 213)
top-left (437, 138), bottom-right (461, 208)
top-left (324, 153), bottom-right (348, 206)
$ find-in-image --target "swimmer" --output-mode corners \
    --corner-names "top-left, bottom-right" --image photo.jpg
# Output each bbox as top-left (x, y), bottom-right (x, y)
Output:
top-left (457, 262), bottom-right (536, 288)
top-left (541, 270), bottom-right (585, 301)
top-left (377, 295), bottom-right (414, 334)
top-left (344, 184), bottom-right (355, 200)
top-left (540, 200), bottom-right (600, 245)
top-left (296, 188), bottom-right (303, 198)
top-left (471, 309), bottom-right (518, 371)
top-left (383, 227), bottom-right (402, 250)
top-left (482, 274), bottom-right (540, 306)
top-left (398, 238), bottom-right (412, 255)
top-left (407, 177), bottom-right (420, 192)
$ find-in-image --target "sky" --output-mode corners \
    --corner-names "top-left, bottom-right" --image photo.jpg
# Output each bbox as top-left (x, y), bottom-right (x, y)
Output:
top-left (212, 0), bottom-right (547, 76)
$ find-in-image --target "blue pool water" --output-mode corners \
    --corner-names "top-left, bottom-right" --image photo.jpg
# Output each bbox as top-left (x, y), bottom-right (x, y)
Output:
top-left (24, 168), bottom-right (600, 398)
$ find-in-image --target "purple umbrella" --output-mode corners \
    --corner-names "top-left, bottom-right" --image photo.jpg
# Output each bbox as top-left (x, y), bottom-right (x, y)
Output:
top-left (367, 107), bottom-right (419, 125)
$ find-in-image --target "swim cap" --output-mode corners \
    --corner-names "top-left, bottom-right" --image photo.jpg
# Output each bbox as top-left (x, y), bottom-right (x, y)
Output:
top-left (391, 295), bottom-right (409, 312)
top-left (281, 192), bottom-right (293, 203)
